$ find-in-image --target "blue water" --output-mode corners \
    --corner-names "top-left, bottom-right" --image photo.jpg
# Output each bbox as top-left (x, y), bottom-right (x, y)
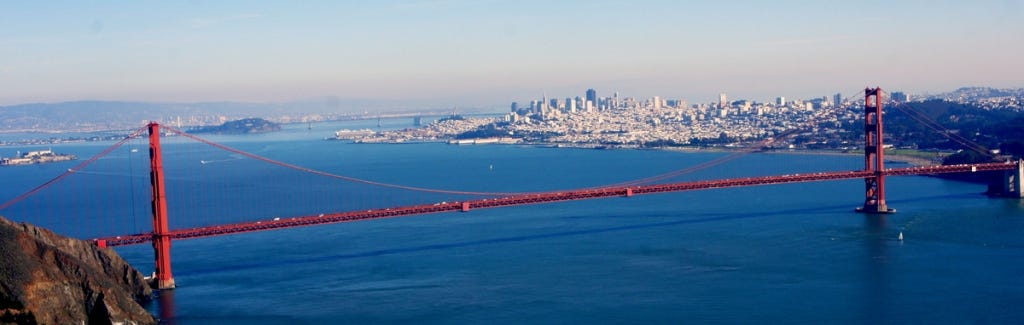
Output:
top-left (2, 119), bottom-right (1023, 324)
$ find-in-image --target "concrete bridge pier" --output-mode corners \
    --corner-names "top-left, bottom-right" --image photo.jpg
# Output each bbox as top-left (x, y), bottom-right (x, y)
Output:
top-left (997, 159), bottom-right (1024, 198)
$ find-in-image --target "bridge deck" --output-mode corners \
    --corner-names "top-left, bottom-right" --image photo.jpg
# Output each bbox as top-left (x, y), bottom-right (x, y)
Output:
top-left (96, 162), bottom-right (1017, 246)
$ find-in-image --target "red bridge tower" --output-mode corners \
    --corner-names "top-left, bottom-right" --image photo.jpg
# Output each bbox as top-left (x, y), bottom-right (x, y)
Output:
top-left (149, 122), bottom-right (176, 289)
top-left (857, 88), bottom-right (895, 214)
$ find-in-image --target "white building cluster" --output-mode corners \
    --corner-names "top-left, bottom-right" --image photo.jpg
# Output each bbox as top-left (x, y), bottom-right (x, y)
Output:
top-left (503, 90), bottom-right (851, 146)
top-left (344, 89), bottom-right (866, 148)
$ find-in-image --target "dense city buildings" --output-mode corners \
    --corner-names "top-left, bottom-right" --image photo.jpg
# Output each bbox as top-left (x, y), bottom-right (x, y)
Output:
top-left (337, 86), bottom-right (1024, 156)
top-left (346, 88), bottom-right (864, 149)
top-left (495, 88), bottom-right (860, 148)
top-left (925, 87), bottom-right (1024, 111)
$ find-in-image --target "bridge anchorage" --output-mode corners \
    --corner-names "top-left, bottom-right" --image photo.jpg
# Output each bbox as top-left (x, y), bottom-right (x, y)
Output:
top-left (993, 159), bottom-right (1024, 198)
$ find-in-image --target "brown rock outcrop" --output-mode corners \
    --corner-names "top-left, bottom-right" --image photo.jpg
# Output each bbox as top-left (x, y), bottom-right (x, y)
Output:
top-left (0, 216), bottom-right (155, 324)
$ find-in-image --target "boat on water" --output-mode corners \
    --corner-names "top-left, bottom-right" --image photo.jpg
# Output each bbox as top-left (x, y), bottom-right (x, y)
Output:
top-left (1, 149), bottom-right (77, 166)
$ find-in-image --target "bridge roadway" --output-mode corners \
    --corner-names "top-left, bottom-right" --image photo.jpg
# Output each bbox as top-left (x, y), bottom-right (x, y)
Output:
top-left (96, 162), bottom-right (1017, 246)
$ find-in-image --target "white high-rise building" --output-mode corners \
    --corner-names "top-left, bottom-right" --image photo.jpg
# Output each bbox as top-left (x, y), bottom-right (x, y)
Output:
top-left (776, 96), bottom-right (786, 106)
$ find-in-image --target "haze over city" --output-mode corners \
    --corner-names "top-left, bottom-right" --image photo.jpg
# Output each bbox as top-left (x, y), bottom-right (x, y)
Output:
top-left (6, 2), bottom-right (1024, 324)
top-left (2, 1), bottom-right (1022, 108)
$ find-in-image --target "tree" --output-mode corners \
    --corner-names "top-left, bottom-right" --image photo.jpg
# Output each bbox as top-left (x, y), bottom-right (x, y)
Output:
top-left (942, 150), bottom-right (995, 165)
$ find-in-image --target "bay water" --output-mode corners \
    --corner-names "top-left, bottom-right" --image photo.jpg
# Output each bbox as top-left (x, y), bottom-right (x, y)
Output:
top-left (1, 119), bottom-right (1022, 323)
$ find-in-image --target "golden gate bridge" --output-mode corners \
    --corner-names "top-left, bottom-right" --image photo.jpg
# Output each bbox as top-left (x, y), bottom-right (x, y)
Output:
top-left (1, 88), bottom-right (1021, 290)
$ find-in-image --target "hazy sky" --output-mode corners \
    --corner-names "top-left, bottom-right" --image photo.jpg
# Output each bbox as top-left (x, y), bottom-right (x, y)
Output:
top-left (1, 0), bottom-right (1022, 108)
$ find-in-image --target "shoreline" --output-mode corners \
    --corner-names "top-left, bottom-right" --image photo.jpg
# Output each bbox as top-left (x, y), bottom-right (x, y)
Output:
top-left (339, 136), bottom-right (948, 167)
top-left (520, 141), bottom-right (945, 167)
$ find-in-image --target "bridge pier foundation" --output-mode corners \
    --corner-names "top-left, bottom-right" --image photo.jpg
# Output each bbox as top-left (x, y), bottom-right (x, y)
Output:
top-left (997, 159), bottom-right (1024, 198)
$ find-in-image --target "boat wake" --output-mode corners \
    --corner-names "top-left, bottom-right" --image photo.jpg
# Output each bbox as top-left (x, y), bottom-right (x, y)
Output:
top-left (200, 155), bottom-right (244, 165)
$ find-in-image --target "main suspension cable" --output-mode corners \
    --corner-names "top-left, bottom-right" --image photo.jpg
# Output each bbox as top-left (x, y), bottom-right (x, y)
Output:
top-left (0, 126), bottom-right (148, 211)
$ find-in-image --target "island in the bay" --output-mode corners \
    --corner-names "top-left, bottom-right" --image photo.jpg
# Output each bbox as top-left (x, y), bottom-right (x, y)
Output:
top-left (189, 117), bottom-right (282, 134)
top-left (0, 149), bottom-right (77, 166)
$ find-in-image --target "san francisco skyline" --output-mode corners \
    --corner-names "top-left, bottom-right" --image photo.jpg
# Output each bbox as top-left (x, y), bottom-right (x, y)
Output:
top-left (1, 0), bottom-right (1022, 107)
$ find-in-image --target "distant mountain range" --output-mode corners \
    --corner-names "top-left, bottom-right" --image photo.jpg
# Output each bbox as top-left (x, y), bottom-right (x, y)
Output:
top-left (0, 101), bottom-right (242, 132)
top-left (0, 99), bottom-right (475, 132)
top-left (1, 87), bottom-right (1019, 133)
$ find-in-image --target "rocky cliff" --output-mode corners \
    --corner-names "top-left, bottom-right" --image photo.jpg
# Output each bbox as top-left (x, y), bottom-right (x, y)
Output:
top-left (0, 216), bottom-right (155, 325)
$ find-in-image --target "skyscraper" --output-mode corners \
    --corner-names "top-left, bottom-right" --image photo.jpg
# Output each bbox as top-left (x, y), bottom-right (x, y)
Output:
top-left (586, 89), bottom-right (597, 110)
top-left (719, 93), bottom-right (728, 108)
top-left (891, 91), bottom-right (909, 102)
top-left (833, 93), bottom-right (842, 107)
top-left (776, 96), bottom-right (786, 106)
